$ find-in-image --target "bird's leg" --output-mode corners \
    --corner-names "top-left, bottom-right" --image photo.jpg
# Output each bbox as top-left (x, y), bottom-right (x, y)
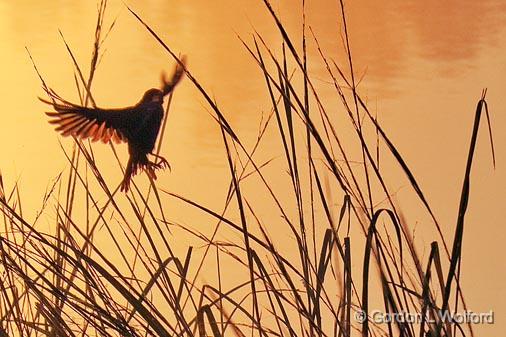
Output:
top-left (150, 152), bottom-right (171, 170)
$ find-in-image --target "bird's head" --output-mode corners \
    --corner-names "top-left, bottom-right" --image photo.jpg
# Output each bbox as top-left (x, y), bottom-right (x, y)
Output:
top-left (141, 88), bottom-right (164, 104)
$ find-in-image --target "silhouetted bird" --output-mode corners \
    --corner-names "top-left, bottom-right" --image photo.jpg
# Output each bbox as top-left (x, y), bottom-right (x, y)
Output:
top-left (41, 58), bottom-right (186, 192)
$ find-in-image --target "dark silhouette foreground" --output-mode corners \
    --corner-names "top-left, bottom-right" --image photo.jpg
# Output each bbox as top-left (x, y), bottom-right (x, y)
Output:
top-left (41, 58), bottom-right (186, 192)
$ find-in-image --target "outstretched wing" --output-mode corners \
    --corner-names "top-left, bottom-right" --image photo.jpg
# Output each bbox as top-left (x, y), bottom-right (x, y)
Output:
top-left (161, 56), bottom-right (186, 96)
top-left (40, 91), bottom-right (133, 144)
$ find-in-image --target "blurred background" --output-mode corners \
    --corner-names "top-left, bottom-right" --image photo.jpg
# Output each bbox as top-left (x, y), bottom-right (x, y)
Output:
top-left (0, 0), bottom-right (504, 334)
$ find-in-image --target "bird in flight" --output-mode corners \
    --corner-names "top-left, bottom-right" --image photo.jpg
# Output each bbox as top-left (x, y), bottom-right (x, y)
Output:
top-left (40, 58), bottom-right (186, 192)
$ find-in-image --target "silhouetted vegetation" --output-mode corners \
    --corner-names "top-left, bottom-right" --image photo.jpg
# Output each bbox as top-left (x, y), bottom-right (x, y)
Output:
top-left (0, 1), bottom-right (495, 337)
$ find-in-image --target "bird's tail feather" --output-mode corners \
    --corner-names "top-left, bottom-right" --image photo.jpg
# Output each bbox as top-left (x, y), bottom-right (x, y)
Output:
top-left (121, 157), bottom-right (135, 192)
top-left (120, 154), bottom-right (159, 192)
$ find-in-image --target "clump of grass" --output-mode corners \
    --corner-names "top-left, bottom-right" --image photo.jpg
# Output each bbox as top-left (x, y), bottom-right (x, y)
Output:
top-left (0, 1), bottom-right (495, 337)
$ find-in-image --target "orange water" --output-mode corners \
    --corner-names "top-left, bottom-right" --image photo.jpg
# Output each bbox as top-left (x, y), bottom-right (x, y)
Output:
top-left (0, 0), bottom-right (504, 334)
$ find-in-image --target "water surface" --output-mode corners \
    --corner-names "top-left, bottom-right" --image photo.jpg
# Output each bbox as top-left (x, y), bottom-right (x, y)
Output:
top-left (0, 0), bottom-right (504, 333)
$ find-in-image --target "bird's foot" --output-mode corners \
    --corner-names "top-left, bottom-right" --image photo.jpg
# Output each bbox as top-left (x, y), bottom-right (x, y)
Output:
top-left (153, 157), bottom-right (171, 170)
top-left (149, 153), bottom-right (171, 170)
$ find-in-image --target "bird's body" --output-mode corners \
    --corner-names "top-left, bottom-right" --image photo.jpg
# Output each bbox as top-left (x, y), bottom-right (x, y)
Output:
top-left (41, 59), bottom-right (185, 192)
